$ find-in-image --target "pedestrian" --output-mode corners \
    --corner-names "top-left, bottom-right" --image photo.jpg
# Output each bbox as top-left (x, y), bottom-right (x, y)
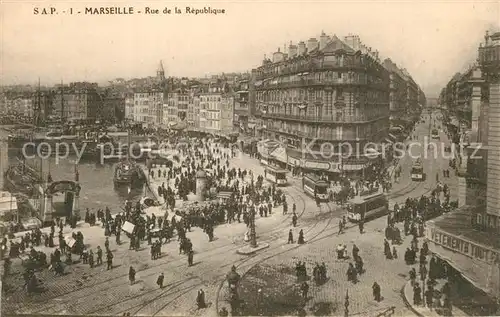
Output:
top-left (413, 283), bottom-right (422, 306)
top-left (297, 229), bottom-right (305, 244)
top-left (129, 266), bottom-right (136, 285)
top-left (424, 285), bottom-right (433, 310)
top-left (352, 244), bottom-right (359, 259)
top-left (292, 213), bottom-right (297, 227)
top-left (188, 250), bottom-right (194, 267)
top-left (96, 246), bottom-right (103, 265)
top-left (157, 273), bottom-right (164, 289)
top-left (288, 229), bottom-right (294, 244)
top-left (372, 282), bottom-right (381, 302)
top-left (358, 220), bottom-right (364, 234)
top-left (88, 250), bottom-right (94, 268)
top-left (300, 281), bottom-right (309, 300)
top-left (420, 264), bottom-right (427, 282)
top-left (106, 251), bottom-right (113, 270)
top-left (196, 289), bottom-right (206, 309)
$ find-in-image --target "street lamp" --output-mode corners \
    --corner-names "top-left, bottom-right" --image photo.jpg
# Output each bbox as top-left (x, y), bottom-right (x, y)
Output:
top-left (344, 289), bottom-right (349, 317)
top-left (249, 205), bottom-right (257, 248)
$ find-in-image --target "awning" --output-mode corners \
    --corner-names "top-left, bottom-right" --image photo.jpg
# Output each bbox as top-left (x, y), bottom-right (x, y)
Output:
top-left (248, 123), bottom-right (256, 129)
top-left (270, 146), bottom-right (287, 163)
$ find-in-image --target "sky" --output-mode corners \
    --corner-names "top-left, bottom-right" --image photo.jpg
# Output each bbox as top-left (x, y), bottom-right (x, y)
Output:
top-left (1, 0), bottom-right (499, 97)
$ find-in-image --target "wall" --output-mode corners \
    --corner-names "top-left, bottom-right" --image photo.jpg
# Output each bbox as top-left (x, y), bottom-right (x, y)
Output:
top-left (487, 83), bottom-right (500, 217)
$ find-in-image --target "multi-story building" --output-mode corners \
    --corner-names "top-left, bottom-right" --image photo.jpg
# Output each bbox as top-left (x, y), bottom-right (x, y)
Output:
top-left (124, 94), bottom-right (135, 121)
top-left (51, 82), bottom-right (101, 121)
top-left (253, 32), bottom-right (392, 175)
top-left (187, 93), bottom-right (200, 129)
top-left (32, 90), bottom-right (56, 125)
top-left (382, 59), bottom-right (408, 126)
top-left (199, 81), bottom-right (234, 135)
top-left (98, 97), bottom-right (125, 123)
top-left (234, 78), bottom-right (251, 132)
top-left (165, 88), bottom-right (189, 127)
top-left (426, 30), bottom-right (500, 310)
top-left (133, 91), bottom-right (164, 125)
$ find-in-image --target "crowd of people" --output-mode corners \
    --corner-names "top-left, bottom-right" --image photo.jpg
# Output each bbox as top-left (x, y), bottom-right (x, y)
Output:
top-left (1, 112), bottom-right (466, 315)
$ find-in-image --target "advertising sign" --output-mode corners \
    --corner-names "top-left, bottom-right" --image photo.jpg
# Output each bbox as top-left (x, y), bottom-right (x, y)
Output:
top-left (304, 161), bottom-right (330, 170)
top-left (122, 221), bottom-right (135, 234)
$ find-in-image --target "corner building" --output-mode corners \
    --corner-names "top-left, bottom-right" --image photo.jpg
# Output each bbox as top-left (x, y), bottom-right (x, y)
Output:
top-left (253, 33), bottom-right (390, 176)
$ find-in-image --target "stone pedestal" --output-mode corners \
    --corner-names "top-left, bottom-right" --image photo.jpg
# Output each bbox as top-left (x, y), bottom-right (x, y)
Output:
top-left (72, 193), bottom-right (80, 220)
top-left (195, 170), bottom-right (207, 201)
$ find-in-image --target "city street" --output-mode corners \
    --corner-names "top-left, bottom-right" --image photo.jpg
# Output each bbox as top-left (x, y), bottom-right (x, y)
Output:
top-left (2, 115), bottom-right (456, 317)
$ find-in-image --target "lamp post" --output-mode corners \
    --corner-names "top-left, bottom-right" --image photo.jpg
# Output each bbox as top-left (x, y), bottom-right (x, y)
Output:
top-left (249, 205), bottom-right (257, 248)
top-left (344, 289), bottom-right (349, 317)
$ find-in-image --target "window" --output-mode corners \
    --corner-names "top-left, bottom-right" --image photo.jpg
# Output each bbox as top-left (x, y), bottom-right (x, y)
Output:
top-left (336, 112), bottom-right (343, 122)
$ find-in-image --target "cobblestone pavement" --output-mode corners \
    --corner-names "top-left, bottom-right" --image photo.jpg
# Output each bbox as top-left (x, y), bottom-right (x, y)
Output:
top-left (222, 214), bottom-right (420, 317)
top-left (3, 120), bottom-right (454, 316)
top-left (2, 148), bottom-right (331, 316)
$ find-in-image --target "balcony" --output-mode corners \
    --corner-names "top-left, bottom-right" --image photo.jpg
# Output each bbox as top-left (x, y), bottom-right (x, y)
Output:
top-left (265, 126), bottom-right (371, 141)
top-left (255, 62), bottom-right (366, 80)
top-left (478, 45), bottom-right (500, 71)
top-left (257, 112), bottom-right (388, 124)
top-left (256, 78), bottom-right (387, 91)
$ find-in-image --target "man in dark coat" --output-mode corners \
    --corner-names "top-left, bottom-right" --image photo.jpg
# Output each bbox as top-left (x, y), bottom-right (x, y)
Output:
top-left (288, 229), bottom-right (294, 244)
top-left (372, 282), bottom-right (381, 302)
top-left (157, 273), bottom-right (164, 288)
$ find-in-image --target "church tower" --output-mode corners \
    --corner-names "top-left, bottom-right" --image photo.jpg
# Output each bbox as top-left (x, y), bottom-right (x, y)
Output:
top-left (157, 60), bottom-right (166, 82)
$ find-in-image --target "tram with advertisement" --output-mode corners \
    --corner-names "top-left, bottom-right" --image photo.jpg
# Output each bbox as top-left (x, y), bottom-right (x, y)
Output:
top-left (347, 188), bottom-right (388, 222)
top-left (411, 158), bottom-right (425, 181)
top-left (264, 166), bottom-right (288, 186)
top-left (302, 173), bottom-right (329, 201)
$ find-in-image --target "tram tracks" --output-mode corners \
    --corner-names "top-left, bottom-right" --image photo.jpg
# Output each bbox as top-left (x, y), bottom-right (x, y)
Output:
top-left (24, 177), bottom-right (431, 316)
top-left (111, 186), bottom-right (313, 316)
top-left (25, 183), bottom-right (312, 315)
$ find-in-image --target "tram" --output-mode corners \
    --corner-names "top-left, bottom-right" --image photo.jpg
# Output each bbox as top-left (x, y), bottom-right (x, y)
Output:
top-left (411, 158), bottom-right (425, 181)
top-left (302, 173), bottom-right (329, 201)
top-left (347, 188), bottom-right (388, 222)
top-left (264, 166), bottom-right (288, 186)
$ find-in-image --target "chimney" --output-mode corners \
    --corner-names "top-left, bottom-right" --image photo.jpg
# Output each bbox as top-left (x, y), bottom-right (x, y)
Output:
top-left (298, 41), bottom-right (306, 55)
top-left (273, 48), bottom-right (284, 63)
top-left (319, 31), bottom-right (329, 50)
top-left (307, 38), bottom-right (318, 53)
top-left (289, 42), bottom-right (298, 58)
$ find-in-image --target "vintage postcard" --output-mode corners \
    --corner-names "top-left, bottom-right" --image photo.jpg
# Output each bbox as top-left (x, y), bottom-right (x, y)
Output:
top-left (0, 1), bottom-right (499, 316)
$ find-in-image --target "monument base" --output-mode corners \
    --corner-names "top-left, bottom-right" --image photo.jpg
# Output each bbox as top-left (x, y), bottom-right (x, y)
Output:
top-left (237, 243), bottom-right (270, 255)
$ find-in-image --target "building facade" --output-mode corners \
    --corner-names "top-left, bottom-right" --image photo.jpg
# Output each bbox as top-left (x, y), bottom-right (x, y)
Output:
top-left (98, 97), bottom-right (125, 123)
top-left (124, 94), bottom-right (134, 121)
top-left (52, 82), bottom-right (101, 121)
top-left (382, 59), bottom-right (408, 126)
top-left (233, 78), bottom-right (251, 132)
top-left (253, 33), bottom-right (394, 174)
top-left (133, 91), bottom-right (164, 125)
top-left (427, 30), bottom-right (500, 305)
top-left (165, 89), bottom-right (189, 127)
top-left (199, 82), bottom-right (234, 135)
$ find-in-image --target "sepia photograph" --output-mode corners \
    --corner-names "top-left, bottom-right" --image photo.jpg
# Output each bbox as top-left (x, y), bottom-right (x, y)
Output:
top-left (0, 0), bottom-right (500, 316)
